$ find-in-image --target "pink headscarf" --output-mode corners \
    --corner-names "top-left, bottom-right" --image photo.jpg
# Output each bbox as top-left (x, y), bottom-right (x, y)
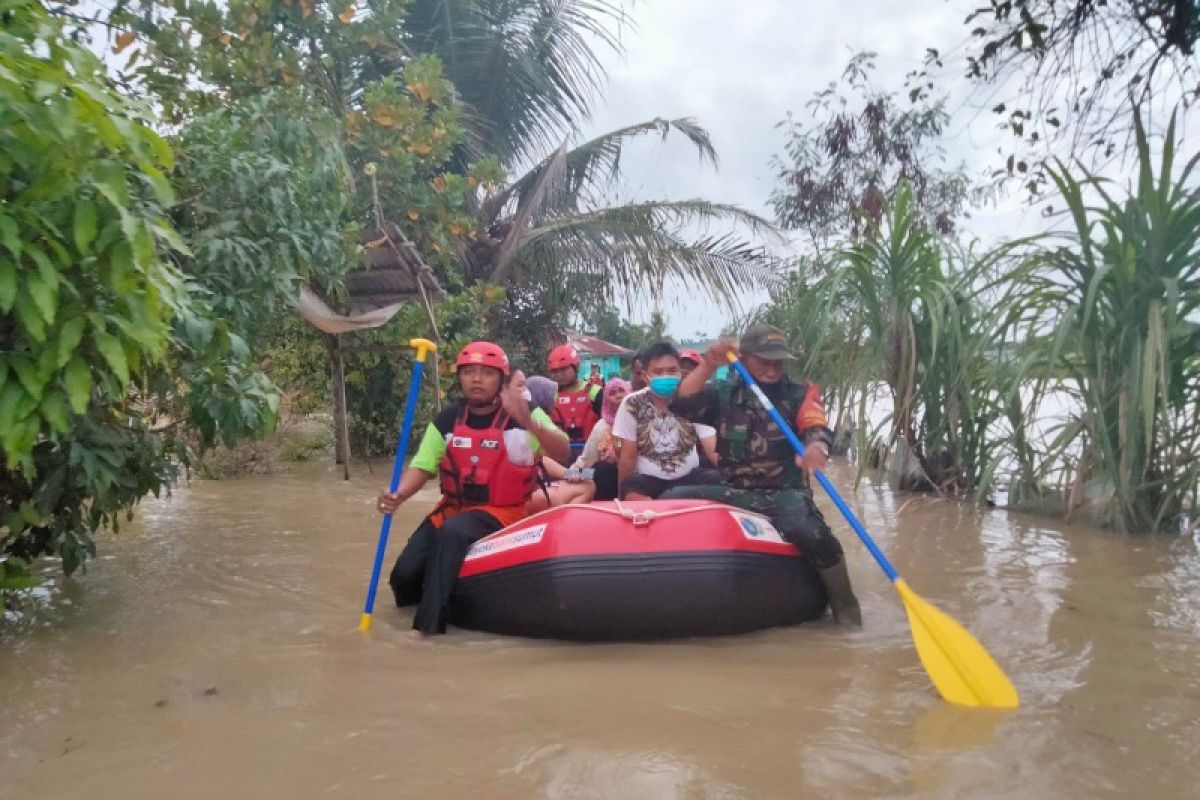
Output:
top-left (602, 378), bottom-right (631, 425)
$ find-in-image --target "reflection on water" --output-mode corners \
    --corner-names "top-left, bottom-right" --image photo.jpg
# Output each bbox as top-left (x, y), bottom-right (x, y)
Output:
top-left (2, 462), bottom-right (1198, 799)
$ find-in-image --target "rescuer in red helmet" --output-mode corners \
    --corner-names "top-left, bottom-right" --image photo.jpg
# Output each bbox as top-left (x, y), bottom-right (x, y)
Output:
top-left (376, 341), bottom-right (570, 637)
top-left (678, 349), bottom-right (703, 380)
top-left (546, 344), bottom-right (604, 448)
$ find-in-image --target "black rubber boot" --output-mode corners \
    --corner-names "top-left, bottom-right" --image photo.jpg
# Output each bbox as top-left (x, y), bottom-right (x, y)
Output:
top-left (817, 560), bottom-right (862, 626)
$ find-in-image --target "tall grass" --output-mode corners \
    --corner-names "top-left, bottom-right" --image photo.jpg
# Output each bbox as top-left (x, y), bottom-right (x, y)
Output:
top-left (1027, 112), bottom-right (1200, 531)
top-left (834, 185), bottom-right (1027, 497)
top-left (754, 114), bottom-right (1200, 532)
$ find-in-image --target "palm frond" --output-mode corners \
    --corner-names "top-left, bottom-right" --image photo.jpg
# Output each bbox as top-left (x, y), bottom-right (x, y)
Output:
top-left (488, 140), bottom-right (570, 283)
top-left (480, 117), bottom-right (718, 227)
top-left (495, 199), bottom-right (785, 308)
top-left (406, 0), bottom-right (628, 166)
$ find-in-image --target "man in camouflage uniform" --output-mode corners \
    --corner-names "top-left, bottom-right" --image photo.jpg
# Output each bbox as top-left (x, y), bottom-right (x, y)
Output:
top-left (662, 325), bottom-right (862, 625)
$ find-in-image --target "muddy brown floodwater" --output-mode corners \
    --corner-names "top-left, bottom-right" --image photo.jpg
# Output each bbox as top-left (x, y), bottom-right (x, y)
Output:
top-left (2, 462), bottom-right (1199, 799)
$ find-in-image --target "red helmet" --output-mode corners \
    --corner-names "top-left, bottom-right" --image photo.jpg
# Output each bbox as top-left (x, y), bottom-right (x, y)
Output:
top-left (548, 344), bottom-right (581, 371)
top-left (456, 341), bottom-right (510, 376)
top-left (679, 348), bottom-right (702, 365)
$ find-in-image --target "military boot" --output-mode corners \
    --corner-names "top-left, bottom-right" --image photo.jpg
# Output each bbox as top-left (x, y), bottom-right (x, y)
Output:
top-left (817, 560), bottom-right (862, 626)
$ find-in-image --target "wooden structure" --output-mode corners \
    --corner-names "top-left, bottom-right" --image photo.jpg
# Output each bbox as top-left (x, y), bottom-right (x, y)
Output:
top-left (302, 222), bottom-right (444, 480)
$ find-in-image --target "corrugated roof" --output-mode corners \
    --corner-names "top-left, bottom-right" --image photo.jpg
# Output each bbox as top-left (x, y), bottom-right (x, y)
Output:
top-left (345, 222), bottom-right (444, 311)
top-left (567, 332), bottom-right (634, 357)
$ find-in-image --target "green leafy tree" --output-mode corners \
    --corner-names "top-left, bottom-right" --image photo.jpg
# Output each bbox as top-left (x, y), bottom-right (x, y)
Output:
top-left (1, 1), bottom-right (279, 591)
top-left (100, 0), bottom-right (499, 277)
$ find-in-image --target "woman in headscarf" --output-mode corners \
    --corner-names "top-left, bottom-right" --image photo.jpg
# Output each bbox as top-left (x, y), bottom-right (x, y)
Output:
top-left (571, 378), bottom-right (630, 500)
top-left (523, 375), bottom-right (558, 417)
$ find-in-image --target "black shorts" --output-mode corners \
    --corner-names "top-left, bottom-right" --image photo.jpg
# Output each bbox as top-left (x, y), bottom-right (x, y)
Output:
top-left (619, 468), bottom-right (723, 499)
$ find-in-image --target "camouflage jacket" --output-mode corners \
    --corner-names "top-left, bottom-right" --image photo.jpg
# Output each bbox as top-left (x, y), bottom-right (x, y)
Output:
top-left (671, 375), bottom-right (833, 492)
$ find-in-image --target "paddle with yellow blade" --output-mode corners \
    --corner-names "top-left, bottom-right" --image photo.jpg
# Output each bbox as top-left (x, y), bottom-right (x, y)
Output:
top-left (726, 353), bottom-right (1019, 708)
top-left (358, 338), bottom-right (437, 632)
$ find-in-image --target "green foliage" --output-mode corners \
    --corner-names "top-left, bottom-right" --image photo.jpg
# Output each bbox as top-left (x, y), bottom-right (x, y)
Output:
top-left (825, 185), bottom-right (1032, 501)
top-left (468, 122), bottom-right (784, 330)
top-left (1022, 112), bottom-right (1200, 530)
top-left (1, 413), bottom-right (180, 576)
top-left (405, 0), bottom-right (628, 167)
top-left (1, 2), bottom-right (289, 596)
top-left (173, 90), bottom-right (351, 326)
top-left (748, 263), bottom-right (870, 420)
top-left (1, 0), bottom-right (183, 472)
top-left (107, 0), bottom-right (498, 279)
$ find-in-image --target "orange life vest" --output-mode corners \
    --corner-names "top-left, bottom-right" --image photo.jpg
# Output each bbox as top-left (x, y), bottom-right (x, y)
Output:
top-left (550, 383), bottom-right (601, 445)
top-left (438, 408), bottom-right (537, 508)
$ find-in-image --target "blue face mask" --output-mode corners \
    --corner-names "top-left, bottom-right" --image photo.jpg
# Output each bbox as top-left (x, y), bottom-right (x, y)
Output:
top-left (648, 375), bottom-right (681, 398)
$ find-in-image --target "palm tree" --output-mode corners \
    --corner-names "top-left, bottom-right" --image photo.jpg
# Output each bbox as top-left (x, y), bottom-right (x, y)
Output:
top-left (405, 0), bottom-right (782, 310)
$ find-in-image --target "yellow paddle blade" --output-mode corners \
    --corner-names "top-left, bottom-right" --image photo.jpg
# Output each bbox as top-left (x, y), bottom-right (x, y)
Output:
top-left (894, 579), bottom-right (1020, 709)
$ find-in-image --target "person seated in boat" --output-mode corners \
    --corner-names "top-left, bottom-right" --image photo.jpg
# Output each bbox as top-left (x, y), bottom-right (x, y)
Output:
top-left (629, 353), bottom-right (649, 391)
top-left (663, 325), bottom-right (862, 625)
top-left (523, 375), bottom-right (558, 418)
top-left (613, 342), bottom-right (721, 500)
top-left (573, 377), bottom-right (630, 500)
top-left (677, 349), bottom-right (717, 468)
top-left (526, 378), bottom-right (630, 510)
top-left (547, 344), bottom-right (604, 450)
top-left (678, 349), bottom-right (703, 380)
top-left (376, 341), bottom-right (571, 638)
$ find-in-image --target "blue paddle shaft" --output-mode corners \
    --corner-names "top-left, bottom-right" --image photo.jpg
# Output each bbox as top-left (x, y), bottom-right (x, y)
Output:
top-left (361, 358), bottom-right (428, 618)
top-left (726, 358), bottom-right (900, 583)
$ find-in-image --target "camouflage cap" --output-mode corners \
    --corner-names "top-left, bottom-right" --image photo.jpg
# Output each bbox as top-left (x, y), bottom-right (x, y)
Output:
top-left (739, 324), bottom-right (793, 360)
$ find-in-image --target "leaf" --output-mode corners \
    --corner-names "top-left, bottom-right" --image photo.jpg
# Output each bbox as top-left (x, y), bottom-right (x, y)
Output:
top-left (112, 31), bottom-right (136, 54)
top-left (74, 201), bottom-right (99, 253)
top-left (0, 382), bottom-right (25, 430)
top-left (0, 214), bottom-right (20, 259)
top-left (0, 257), bottom-right (15, 313)
top-left (339, 3), bottom-right (356, 23)
top-left (64, 356), bottom-right (92, 413)
top-left (40, 390), bottom-right (70, 434)
top-left (93, 331), bottom-right (129, 386)
top-left (15, 286), bottom-right (47, 342)
top-left (92, 163), bottom-right (130, 212)
top-left (11, 356), bottom-right (45, 400)
top-left (57, 316), bottom-right (87, 367)
top-left (25, 271), bottom-right (57, 326)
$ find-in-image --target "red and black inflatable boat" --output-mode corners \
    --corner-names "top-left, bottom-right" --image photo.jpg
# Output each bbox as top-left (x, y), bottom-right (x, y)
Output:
top-left (449, 500), bottom-right (828, 640)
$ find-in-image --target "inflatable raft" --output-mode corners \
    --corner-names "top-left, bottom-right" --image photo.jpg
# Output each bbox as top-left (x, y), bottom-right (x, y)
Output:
top-left (449, 500), bottom-right (828, 640)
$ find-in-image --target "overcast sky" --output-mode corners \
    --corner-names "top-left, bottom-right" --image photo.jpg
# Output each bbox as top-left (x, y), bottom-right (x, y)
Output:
top-left (577, 0), bottom-right (1045, 339)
